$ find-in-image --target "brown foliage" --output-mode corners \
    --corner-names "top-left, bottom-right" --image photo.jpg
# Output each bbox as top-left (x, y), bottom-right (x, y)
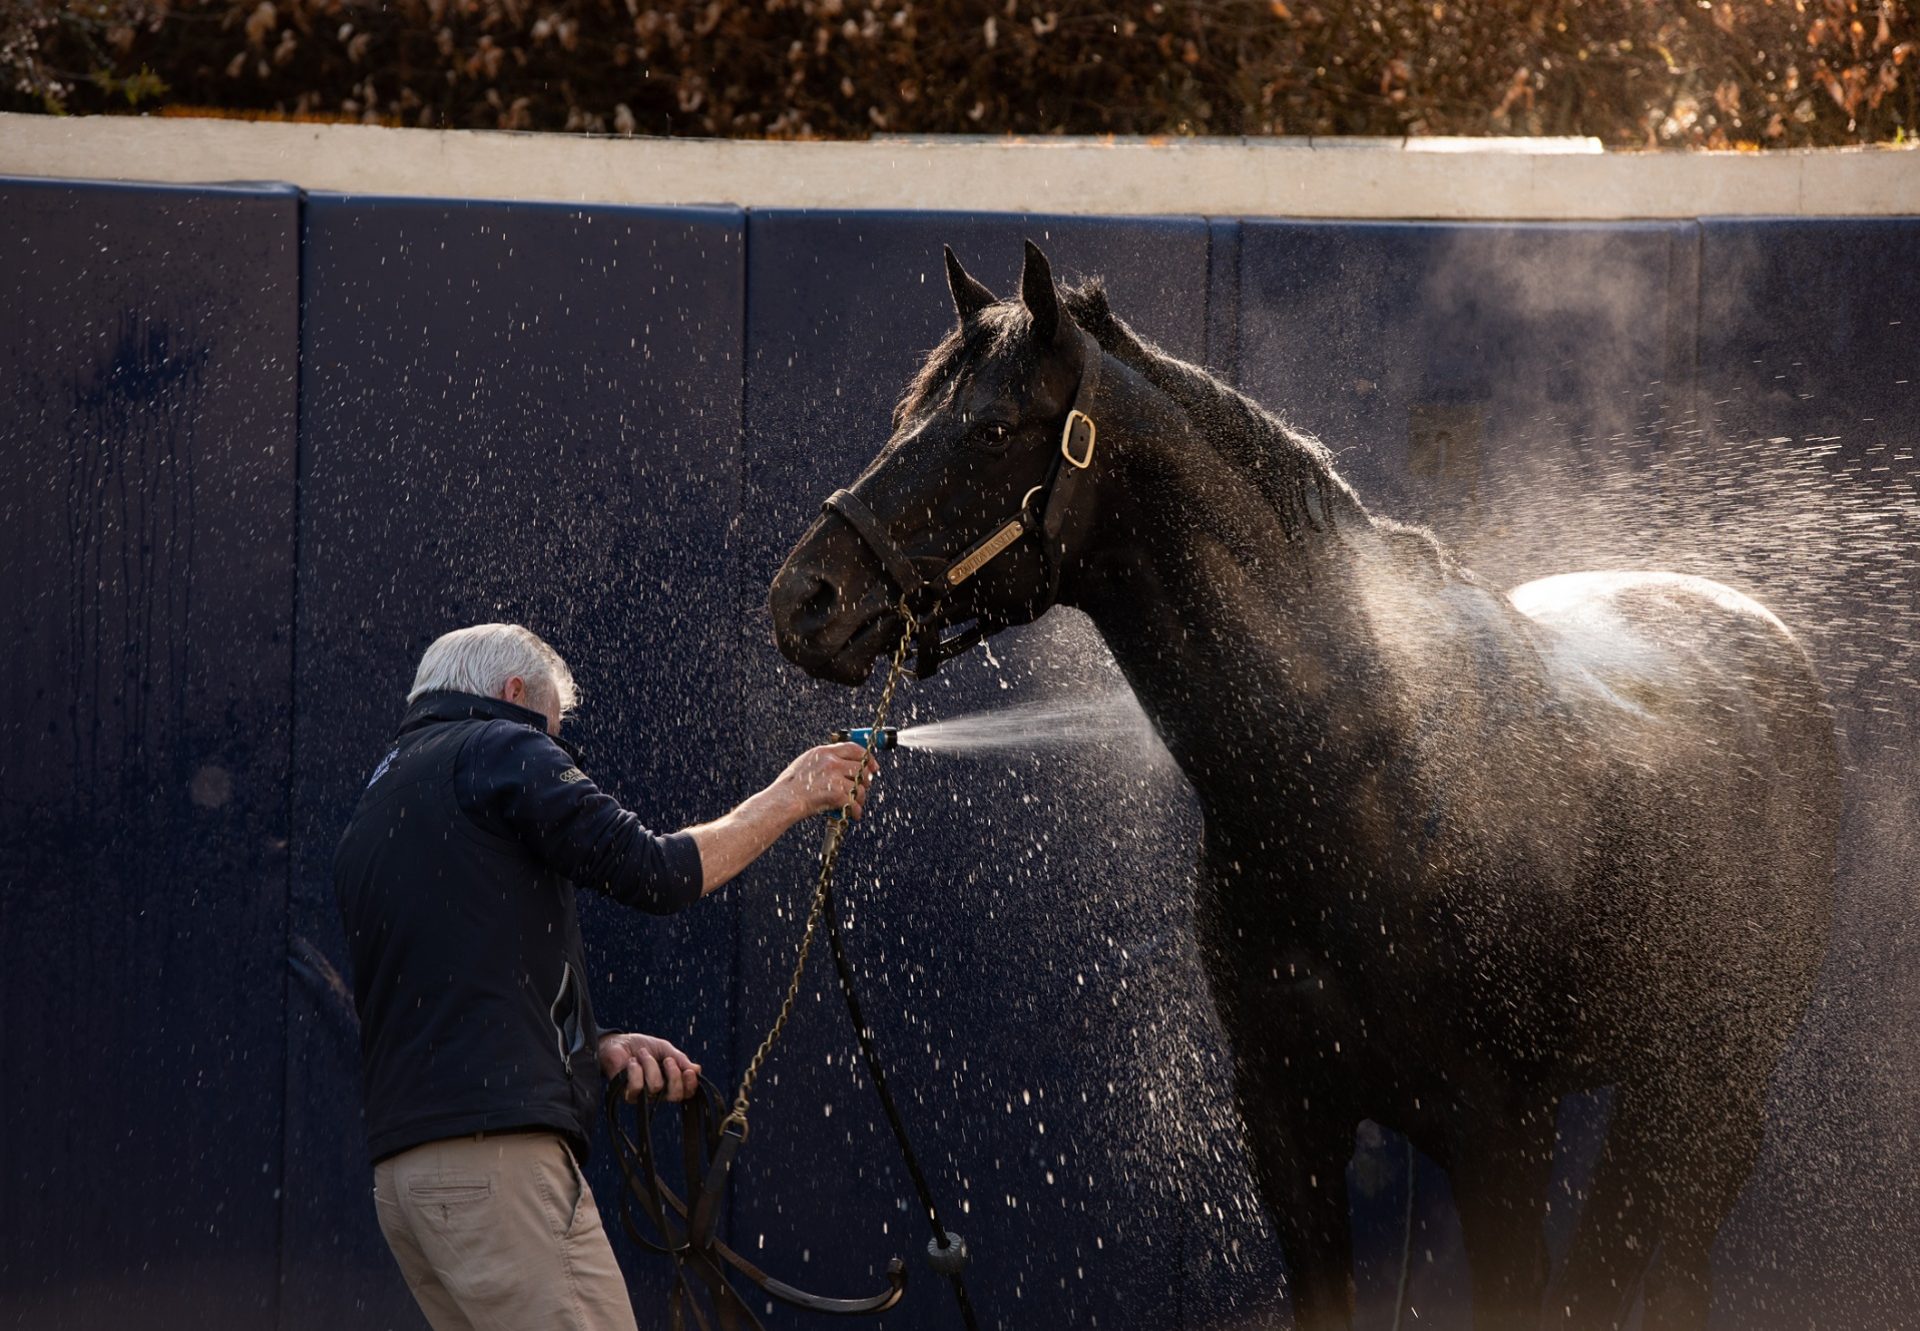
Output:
top-left (5, 0), bottom-right (1917, 147)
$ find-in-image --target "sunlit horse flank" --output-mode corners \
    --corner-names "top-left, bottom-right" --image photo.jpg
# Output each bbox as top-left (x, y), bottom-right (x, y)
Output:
top-left (767, 241), bottom-right (1839, 1331)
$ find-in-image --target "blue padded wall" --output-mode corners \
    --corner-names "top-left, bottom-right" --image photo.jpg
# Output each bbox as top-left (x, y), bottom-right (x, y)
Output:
top-left (0, 178), bottom-right (300, 1328)
top-left (283, 195), bottom-right (746, 1328)
top-left (1690, 218), bottom-right (1920, 1331)
top-left (1236, 221), bottom-right (1694, 573)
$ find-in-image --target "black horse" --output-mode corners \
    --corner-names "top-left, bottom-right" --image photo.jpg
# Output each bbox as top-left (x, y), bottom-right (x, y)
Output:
top-left (768, 242), bottom-right (1838, 1331)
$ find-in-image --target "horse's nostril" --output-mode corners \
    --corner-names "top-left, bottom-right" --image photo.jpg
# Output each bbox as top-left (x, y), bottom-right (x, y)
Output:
top-left (801, 577), bottom-right (837, 622)
top-left (772, 566), bottom-right (842, 640)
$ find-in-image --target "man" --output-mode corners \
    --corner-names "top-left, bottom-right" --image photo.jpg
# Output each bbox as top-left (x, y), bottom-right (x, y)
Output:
top-left (334, 622), bottom-right (876, 1331)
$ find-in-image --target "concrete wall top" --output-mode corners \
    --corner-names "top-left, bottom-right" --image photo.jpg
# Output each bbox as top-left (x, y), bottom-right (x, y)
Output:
top-left (4, 113), bottom-right (1916, 219)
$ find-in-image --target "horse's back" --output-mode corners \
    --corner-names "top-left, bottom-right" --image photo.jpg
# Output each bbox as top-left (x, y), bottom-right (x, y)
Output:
top-left (1506, 570), bottom-right (1838, 1076)
top-left (1510, 570), bottom-right (1806, 708)
top-left (1507, 566), bottom-right (1838, 849)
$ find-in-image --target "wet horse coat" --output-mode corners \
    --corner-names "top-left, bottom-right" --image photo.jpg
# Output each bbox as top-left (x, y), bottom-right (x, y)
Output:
top-left (768, 243), bottom-right (1838, 1330)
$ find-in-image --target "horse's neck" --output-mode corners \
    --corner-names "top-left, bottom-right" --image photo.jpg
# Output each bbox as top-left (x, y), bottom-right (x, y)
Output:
top-left (1072, 424), bottom-right (1410, 835)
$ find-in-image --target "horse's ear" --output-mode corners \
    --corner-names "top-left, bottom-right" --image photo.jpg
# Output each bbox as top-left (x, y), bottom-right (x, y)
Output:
top-left (944, 245), bottom-right (996, 323)
top-left (1020, 239), bottom-right (1062, 343)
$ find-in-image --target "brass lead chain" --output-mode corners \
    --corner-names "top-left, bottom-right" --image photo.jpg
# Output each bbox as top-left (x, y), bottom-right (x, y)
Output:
top-left (726, 600), bottom-right (923, 1139)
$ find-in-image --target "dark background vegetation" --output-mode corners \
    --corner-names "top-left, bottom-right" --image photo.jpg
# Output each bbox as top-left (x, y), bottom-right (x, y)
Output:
top-left (5, 1), bottom-right (1915, 148)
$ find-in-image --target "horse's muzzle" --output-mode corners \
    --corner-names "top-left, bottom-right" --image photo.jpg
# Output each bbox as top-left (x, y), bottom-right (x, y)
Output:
top-left (768, 560), bottom-right (894, 685)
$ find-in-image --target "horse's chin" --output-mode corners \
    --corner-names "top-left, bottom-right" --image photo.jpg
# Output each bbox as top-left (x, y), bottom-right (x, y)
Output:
top-left (830, 610), bottom-right (901, 683)
top-left (815, 655), bottom-right (881, 687)
top-left (779, 608), bottom-right (898, 687)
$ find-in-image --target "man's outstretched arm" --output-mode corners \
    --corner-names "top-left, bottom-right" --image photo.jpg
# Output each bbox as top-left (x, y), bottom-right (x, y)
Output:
top-left (683, 741), bottom-right (879, 894)
top-left (470, 724), bottom-right (877, 906)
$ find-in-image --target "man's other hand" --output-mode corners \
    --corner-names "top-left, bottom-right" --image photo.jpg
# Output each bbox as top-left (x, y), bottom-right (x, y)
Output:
top-left (598, 1031), bottom-right (700, 1103)
top-left (777, 741), bottom-right (881, 821)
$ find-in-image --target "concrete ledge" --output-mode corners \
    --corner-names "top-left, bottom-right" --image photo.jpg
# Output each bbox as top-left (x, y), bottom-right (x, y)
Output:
top-left (2, 113), bottom-right (1916, 217)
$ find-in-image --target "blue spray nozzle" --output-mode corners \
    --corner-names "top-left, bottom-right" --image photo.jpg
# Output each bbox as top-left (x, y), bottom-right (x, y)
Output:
top-left (832, 726), bottom-right (899, 752)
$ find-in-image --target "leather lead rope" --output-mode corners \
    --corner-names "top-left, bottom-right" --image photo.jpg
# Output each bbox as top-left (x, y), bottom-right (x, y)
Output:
top-left (724, 605), bottom-right (921, 1134)
top-left (607, 607), bottom-right (978, 1329)
top-left (824, 881), bottom-right (980, 1328)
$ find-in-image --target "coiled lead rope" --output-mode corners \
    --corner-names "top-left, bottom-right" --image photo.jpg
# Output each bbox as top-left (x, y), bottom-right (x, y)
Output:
top-left (727, 600), bottom-right (979, 1329)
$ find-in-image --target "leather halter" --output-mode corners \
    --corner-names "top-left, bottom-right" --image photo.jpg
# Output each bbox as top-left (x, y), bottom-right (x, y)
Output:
top-left (823, 327), bottom-right (1104, 678)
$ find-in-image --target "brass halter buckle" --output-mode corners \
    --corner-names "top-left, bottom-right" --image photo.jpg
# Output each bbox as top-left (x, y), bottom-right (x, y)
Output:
top-left (1061, 409), bottom-right (1097, 470)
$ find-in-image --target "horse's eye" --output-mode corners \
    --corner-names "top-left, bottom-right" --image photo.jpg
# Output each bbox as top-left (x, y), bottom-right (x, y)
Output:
top-left (972, 422), bottom-right (1013, 452)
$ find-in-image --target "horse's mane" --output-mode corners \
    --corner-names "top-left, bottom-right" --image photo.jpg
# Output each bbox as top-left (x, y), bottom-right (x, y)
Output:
top-left (894, 278), bottom-right (1457, 567)
top-left (1063, 281), bottom-right (1355, 542)
top-left (1068, 281), bottom-right (1468, 574)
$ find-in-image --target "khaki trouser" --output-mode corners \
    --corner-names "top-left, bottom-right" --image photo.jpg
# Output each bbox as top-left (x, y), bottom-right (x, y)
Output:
top-left (373, 1131), bottom-right (639, 1331)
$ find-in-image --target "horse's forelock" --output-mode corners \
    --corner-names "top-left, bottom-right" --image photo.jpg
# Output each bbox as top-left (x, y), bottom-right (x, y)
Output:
top-left (891, 303), bottom-right (1028, 430)
top-left (886, 278), bottom-right (1126, 434)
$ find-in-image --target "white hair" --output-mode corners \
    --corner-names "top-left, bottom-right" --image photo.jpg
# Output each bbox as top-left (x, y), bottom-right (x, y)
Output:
top-left (408, 623), bottom-right (579, 717)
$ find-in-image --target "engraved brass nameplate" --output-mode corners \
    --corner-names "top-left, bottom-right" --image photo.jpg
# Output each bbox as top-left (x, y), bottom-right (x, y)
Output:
top-left (946, 519), bottom-right (1026, 586)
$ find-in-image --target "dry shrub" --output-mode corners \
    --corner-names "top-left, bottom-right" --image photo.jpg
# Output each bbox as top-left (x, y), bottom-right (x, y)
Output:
top-left (5, 0), bottom-right (1915, 146)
